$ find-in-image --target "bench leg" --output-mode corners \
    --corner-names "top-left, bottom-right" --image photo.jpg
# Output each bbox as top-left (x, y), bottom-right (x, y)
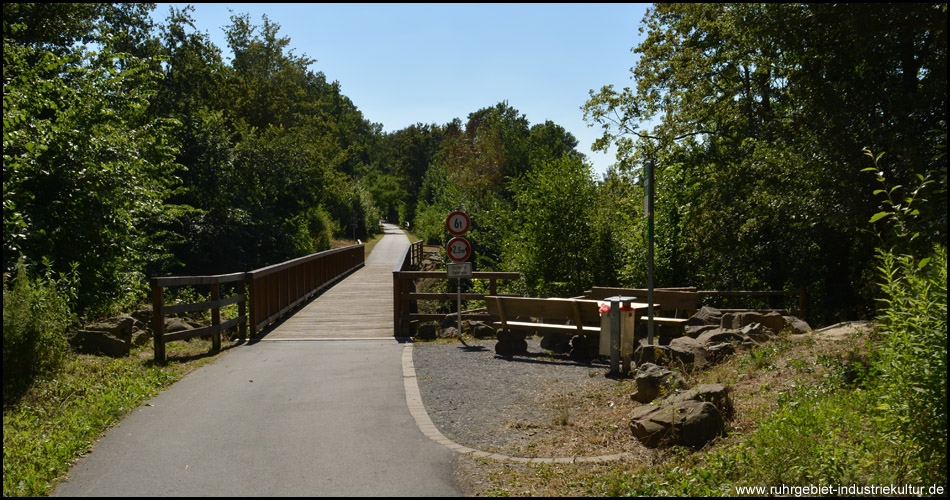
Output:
top-left (495, 329), bottom-right (527, 356)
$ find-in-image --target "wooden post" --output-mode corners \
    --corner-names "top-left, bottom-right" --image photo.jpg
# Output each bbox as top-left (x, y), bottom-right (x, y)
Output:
top-left (248, 276), bottom-right (257, 337)
top-left (239, 279), bottom-right (247, 340)
top-left (393, 271), bottom-right (402, 336)
top-left (798, 286), bottom-right (806, 318)
top-left (211, 282), bottom-right (221, 352)
top-left (151, 279), bottom-right (165, 362)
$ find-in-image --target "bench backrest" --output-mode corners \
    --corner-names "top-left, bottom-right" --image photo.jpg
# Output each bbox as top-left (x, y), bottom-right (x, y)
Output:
top-left (587, 287), bottom-right (698, 317)
top-left (484, 296), bottom-right (602, 326)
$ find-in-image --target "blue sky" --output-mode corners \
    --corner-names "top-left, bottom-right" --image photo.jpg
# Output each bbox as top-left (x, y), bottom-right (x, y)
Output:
top-left (152, 3), bottom-right (651, 177)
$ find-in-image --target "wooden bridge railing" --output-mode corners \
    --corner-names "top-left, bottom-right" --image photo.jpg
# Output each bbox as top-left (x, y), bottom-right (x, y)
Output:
top-left (150, 244), bottom-right (364, 361)
top-left (247, 245), bottom-right (364, 335)
top-left (150, 272), bottom-right (247, 362)
top-left (392, 243), bottom-right (519, 336)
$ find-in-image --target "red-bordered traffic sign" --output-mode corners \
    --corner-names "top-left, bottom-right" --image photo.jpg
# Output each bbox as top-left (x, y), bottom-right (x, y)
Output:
top-left (446, 237), bottom-right (472, 262)
top-left (445, 211), bottom-right (470, 236)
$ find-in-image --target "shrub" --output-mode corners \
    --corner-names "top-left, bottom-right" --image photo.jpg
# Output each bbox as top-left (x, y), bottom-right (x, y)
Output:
top-left (2, 260), bottom-right (76, 396)
top-left (871, 245), bottom-right (947, 483)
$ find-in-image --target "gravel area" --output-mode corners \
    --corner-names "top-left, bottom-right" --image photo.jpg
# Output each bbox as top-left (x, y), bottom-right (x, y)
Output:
top-left (412, 337), bottom-right (618, 455)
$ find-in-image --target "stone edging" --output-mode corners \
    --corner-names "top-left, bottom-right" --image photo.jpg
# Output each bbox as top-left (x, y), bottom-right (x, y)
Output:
top-left (401, 343), bottom-right (629, 464)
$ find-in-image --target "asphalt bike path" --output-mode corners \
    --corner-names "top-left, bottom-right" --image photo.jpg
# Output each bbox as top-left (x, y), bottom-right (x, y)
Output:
top-left (53, 224), bottom-right (461, 497)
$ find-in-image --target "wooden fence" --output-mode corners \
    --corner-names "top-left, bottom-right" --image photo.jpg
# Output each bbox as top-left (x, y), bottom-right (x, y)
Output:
top-left (392, 243), bottom-right (519, 336)
top-left (150, 272), bottom-right (247, 362)
top-left (697, 288), bottom-right (806, 317)
top-left (150, 244), bottom-right (364, 361)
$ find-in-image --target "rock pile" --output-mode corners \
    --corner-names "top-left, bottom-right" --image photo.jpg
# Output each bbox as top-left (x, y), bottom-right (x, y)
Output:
top-left (67, 309), bottom-right (213, 357)
top-left (628, 364), bottom-right (733, 448)
top-left (625, 307), bottom-right (807, 448)
top-left (634, 307), bottom-right (811, 369)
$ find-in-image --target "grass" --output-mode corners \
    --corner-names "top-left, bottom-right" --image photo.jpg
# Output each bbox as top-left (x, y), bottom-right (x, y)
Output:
top-left (453, 325), bottom-right (942, 496)
top-left (2, 338), bottom-right (235, 497)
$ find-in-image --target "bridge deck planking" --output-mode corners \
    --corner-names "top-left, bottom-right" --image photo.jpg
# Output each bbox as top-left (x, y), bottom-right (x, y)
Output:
top-left (260, 224), bottom-right (409, 340)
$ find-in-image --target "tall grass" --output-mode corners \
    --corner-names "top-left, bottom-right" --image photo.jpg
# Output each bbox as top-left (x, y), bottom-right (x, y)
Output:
top-left (2, 260), bottom-right (76, 398)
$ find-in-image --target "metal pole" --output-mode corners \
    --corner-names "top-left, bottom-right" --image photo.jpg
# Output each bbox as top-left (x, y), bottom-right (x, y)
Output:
top-left (646, 159), bottom-right (655, 345)
top-left (610, 299), bottom-right (620, 374)
top-left (457, 277), bottom-right (466, 345)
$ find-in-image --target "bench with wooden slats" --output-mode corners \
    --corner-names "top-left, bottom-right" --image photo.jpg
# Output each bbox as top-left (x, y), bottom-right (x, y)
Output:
top-left (484, 296), bottom-right (604, 336)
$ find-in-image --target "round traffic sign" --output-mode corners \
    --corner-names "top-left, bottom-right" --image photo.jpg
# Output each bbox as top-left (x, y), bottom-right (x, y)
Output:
top-left (446, 237), bottom-right (472, 262)
top-left (446, 211), bottom-right (470, 236)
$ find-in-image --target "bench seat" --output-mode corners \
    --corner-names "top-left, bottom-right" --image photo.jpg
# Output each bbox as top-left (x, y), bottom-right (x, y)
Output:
top-left (484, 296), bottom-right (603, 337)
top-left (493, 320), bottom-right (602, 334)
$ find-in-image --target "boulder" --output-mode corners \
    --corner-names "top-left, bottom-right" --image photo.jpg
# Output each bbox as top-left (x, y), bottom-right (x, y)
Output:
top-left (68, 316), bottom-right (134, 357)
top-left (663, 383), bottom-right (733, 419)
top-left (438, 326), bottom-right (459, 339)
top-left (686, 306), bottom-right (723, 327)
top-left (635, 341), bottom-right (697, 367)
top-left (495, 329), bottom-right (528, 356)
top-left (441, 314), bottom-right (460, 330)
top-left (629, 400), bottom-right (725, 448)
top-left (415, 323), bottom-right (437, 340)
top-left (684, 324), bottom-right (719, 339)
top-left (704, 342), bottom-right (737, 363)
top-left (164, 317), bottom-right (193, 333)
top-left (470, 321), bottom-right (496, 339)
top-left (131, 308), bottom-right (152, 328)
top-left (760, 312), bottom-right (786, 333)
top-left (695, 328), bottom-right (750, 346)
top-left (630, 363), bottom-right (685, 403)
top-left (669, 336), bottom-right (709, 367)
top-left (540, 332), bottom-right (573, 354)
top-left (131, 328), bottom-right (151, 347)
top-left (568, 334), bottom-right (598, 361)
top-left (740, 322), bottom-right (775, 342)
top-left (783, 315), bottom-right (812, 334)
top-left (86, 316), bottom-right (134, 341)
top-left (723, 311), bottom-right (784, 333)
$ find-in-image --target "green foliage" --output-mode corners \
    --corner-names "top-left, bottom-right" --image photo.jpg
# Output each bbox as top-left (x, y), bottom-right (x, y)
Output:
top-left (583, 3), bottom-right (947, 323)
top-left (2, 260), bottom-right (76, 396)
top-left (4, 3), bottom-right (178, 316)
top-left (863, 145), bottom-right (945, 259)
top-left (411, 102), bottom-right (590, 289)
top-left (870, 245), bottom-right (947, 483)
top-left (503, 156), bottom-right (611, 297)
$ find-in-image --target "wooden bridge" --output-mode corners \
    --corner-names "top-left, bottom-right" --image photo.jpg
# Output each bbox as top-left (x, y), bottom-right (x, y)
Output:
top-left (148, 222), bottom-right (520, 359)
top-left (149, 222), bottom-right (806, 360)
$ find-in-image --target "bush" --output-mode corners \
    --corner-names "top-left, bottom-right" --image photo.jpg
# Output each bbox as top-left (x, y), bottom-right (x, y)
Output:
top-left (871, 245), bottom-right (947, 483)
top-left (2, 260), bottom-right (76, 396)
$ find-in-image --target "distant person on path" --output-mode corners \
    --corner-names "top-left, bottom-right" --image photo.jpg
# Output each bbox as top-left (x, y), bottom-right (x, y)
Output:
top-left (404, 221), bottom-right (410, 231)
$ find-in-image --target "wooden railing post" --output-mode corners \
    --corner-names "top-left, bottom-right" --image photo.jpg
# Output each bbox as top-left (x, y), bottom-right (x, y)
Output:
top-left (798, 286), bottom-right (806, 319)
top-left (210, 282), bottom-right (221, 352)
top-left (151, 278), bottom-right (165, 362)
top-left (393, 271), bottom-right (402, 335)
top-left (239, 279), bottom-right (247, 340)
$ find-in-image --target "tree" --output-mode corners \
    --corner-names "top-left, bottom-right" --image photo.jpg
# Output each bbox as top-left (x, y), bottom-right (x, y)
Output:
top-left (503, 156), bottom-right (613, 297)
top-left (584, 3), bottom-right (947, 321)
top-left (4, 3), bottom-right (178, 316)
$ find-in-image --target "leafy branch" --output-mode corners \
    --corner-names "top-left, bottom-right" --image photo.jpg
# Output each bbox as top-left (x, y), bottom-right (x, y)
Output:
top-left (862, 148), bottom-right (935, 267)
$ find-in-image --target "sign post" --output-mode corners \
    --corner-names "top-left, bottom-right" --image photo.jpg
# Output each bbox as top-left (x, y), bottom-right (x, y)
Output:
top-left (445, 211), bottom-right (471, 344)
top-left (645, 159), bottom-right (655, 346)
